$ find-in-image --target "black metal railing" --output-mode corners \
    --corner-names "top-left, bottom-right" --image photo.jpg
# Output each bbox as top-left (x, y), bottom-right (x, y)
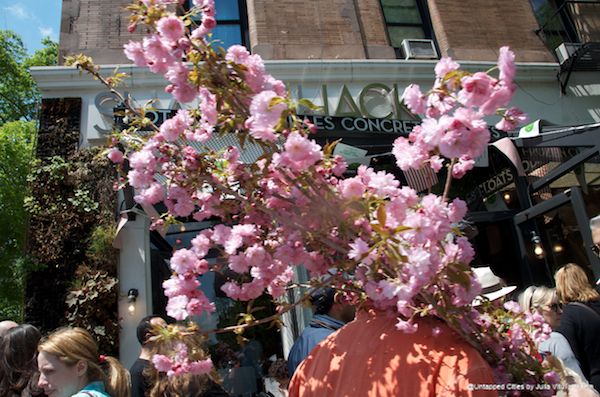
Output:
top-left (535, 0), bottom-right (600, 60)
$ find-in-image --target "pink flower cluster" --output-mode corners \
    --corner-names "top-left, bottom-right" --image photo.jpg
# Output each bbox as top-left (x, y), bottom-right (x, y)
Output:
top-left (124, 0), bottom-right (217, 103)
top-left (338, 166), bottom-right (477, 326)
top-left (152, 343), bottom-right (213, 377)
top-left (111, 3), bottom-right (555, 386)
top-left (394, 47), bottom-right (526, 178)
top-left (163, 248), bottom-right (214, 321)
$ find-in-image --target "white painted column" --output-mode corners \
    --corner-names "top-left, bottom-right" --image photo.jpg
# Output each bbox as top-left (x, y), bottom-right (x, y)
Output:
top-left (115, 213), bottom-right (152, 369)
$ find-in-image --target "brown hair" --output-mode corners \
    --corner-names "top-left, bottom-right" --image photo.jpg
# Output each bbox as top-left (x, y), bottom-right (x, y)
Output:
top-left (38, 327), bottom-right (130, 397)
top-left (555, 263), bottom-right (600, 303)
top-left (146, 324), bottom-right (223, 397)
top-left (0, 324), bottom-right (45, 397)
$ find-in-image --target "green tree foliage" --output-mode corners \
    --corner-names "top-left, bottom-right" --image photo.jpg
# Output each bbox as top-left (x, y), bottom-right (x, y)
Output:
top-left (0, 31), bottom-right (58, 124)
top-left (24, 37), bottom-right (60, 69)
top-left (0, 121), bottom-right (36, 320)
top-left (0, 33), bottom-right (58, 320)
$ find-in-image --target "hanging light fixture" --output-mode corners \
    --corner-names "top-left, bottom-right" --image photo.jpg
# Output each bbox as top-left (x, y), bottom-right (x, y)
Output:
top-left (127, 288), bottom-right (139, 314)
top-left (531, 232), bottom-right (544, 258)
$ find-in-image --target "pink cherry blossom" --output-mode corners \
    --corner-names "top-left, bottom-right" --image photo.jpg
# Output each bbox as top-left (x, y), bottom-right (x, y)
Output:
top-left (160, 112), bottom-right (189, 141)
top-left (243, 55), bottom-right (267, 93)
top-left (459, 72), bottom-right (496, 107)
top-left (226, 45), bottom-right (250, 64)
top-left (277, 132), bottom-right (323, 172)
top-left (498, 46), bottom-right (516, 85)
top-left (495, 107), bottom-right (527, 131)
top-left (479, 82), bottom-right (515, 116)
top-left (142, 35), bottom-right (175, 74)
top-left (165, 62), bottom-right (190, 85)
top-left (187, 358), bottom-right (213, 375)
top-left (435, 57), bottom-right (460, 79)
top-left (190, 232), bottom-right (211, 257)
top-left (402, 84), bottom-right (425, 114)
top-left (448, 198), bottom-right (467, 222)
top-left (127, 169), bottom-right (154, 189)
top-left (451, 157), bottom-right (475, 179)
top-left (166, 186), bottom-right (195, 217)
top-left (123, 40), bottom-right (146, 67)
top-left (247, 91), bottom-right (287, 142)
top-left (166, 295), bottom-right (189, 320)
top-left (198, 88), bottom-right (217, 126)
top-left (134, 182), bottom-right (164, 205)
top-left (157, 15), bottom-right (185, 43)
top-left (348, 238), bottom-right (373, 265)
top-left (129, 149), bottom-right (157, 170)
top-left (339, 177), bottom-right (366, 199)
top-left (152, 355), bottom-right (174, 372)
top-left (107, 148), bottom-right (124, 163)
top-left (170, 249), bottom-right (199, 274)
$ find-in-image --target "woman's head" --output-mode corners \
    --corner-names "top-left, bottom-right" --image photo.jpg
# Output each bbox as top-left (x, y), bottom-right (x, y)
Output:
top-left (0, 324), bottom-right (44, 397)
top-left (37, 327), bottom-right (129, 397)
top-left (518, 286), bottom-right (561, 328)
top-left (555, 263), bottom-right (600, 304)
top-left (146, 323), bottom-right (217, 397)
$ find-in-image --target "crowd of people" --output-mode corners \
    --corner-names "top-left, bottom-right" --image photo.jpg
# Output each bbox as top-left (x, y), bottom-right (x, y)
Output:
top-left (0, 317), bottom-right (231, 397)
top-left (1, 264), bottom-right (600, 397)
top-left (287, 263), bottom-right (600, 397)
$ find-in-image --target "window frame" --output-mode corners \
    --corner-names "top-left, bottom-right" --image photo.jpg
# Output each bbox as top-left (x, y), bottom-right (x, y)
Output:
top-left (185, 0), bottom-right (249, 48)
top-left (378, 0), bottom-right (438, 59)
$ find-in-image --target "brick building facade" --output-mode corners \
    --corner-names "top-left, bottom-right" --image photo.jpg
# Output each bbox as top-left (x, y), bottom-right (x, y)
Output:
top-left (60, 0), bottom-right (557, 63)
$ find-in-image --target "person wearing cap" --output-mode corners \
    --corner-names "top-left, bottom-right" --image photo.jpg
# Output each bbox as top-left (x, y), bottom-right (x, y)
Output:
top-left (287, 288), bottom-right (355, 376)
top-left (471, 266), bottom-right (517, 306)
top-left (130, 315), bottom-right (168, 397)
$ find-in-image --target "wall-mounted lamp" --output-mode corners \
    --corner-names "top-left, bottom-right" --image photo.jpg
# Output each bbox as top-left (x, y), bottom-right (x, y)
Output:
top-left (531, 232), bottom-right (545, 259)
top-left (503, 191), bottom-right (512, 203)
top-left (553, 243), bottom-right (564, 253)
top-left (127, 288), bottom-right (139, 314)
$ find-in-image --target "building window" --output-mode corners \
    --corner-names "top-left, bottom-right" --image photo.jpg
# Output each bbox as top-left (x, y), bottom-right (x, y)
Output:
top-left (379, 0), bottom-right (436, 58)
top-left (186, 0), bottom-right (249, 49)
top-left (529, 0), bottom-right (579, 50)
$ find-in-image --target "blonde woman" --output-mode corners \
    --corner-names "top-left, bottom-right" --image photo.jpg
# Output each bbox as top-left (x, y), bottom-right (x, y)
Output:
top-left (519, 286), bottom-right (585, 379)
top-left (37, 327), bottom-right (130, 397)
top-left (555, 263), bottom-right (600, 392)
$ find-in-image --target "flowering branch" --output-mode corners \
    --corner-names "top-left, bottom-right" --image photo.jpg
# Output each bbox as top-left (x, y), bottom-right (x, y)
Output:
top-left (68, 0), bottom-right (562, 392)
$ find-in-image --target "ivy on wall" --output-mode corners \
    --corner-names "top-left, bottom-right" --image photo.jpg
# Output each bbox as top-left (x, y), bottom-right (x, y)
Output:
top-left (25, 146), bottom-right (121, 355)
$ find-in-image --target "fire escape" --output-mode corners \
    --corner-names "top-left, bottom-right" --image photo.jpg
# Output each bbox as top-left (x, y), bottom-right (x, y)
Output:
top-left (535, 0), bottom-right (600, 94)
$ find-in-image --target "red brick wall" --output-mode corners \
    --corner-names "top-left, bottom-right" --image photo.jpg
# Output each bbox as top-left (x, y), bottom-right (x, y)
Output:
top-left (59, 0), bottom-right (556, 63)
top-left (59, 0), bottom-right (146, 65)
top-left (427, 0), bottom-right (554, 62)
top-left (249, 0), bottom-right (367, 59)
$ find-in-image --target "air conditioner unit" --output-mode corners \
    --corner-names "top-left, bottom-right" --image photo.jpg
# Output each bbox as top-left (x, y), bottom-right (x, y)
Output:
top-left (554, 42), bottom-right (582, 64)
top-left (401, 39), bottom-right (438, 60)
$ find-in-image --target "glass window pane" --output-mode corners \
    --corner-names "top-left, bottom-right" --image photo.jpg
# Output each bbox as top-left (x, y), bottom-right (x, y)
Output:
top-left (216, 0), bottom-right (240, 21)
top-left (387, 26), bottom-right (425, 48)
top-left (212, 24), bottom-right (243, 48)
top-left (381, 0), bottom-right (422, 24)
